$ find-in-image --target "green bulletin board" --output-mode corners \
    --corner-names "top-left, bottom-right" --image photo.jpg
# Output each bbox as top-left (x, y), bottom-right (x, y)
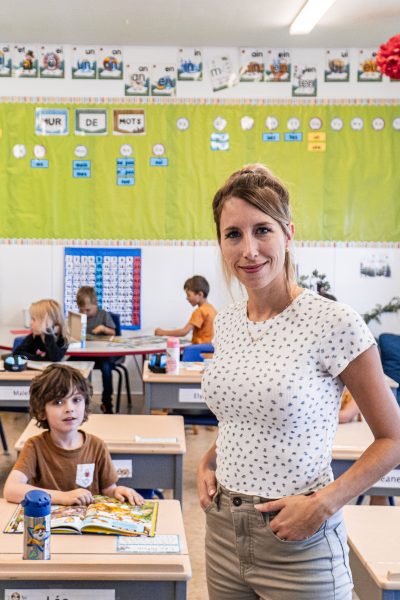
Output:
top-left (0, 100), bottom-right (399, 241)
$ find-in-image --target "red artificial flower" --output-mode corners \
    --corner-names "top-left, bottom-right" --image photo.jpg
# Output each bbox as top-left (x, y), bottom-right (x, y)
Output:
top-left (376, 33), bottom-right (400, 79)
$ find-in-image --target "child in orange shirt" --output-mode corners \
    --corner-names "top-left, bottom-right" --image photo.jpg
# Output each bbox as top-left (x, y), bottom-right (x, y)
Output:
top-left (155, 275), bottom-right (217, 344)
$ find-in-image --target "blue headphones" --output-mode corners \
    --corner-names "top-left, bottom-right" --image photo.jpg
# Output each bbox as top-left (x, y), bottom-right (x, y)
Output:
top-left (3, 354), bottom-right (28, 372)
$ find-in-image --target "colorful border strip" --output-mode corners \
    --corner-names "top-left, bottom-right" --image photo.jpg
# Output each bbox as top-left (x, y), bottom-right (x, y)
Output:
top-left (1, 96), bottom-right (400, 106)
top-left (0, 239), bottom-right (400, 248)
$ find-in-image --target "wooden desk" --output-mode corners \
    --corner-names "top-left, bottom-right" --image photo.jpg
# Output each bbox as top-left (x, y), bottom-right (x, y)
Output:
top-left (143, 362), bottom-right (205, 414)
top-left (0, 498), bottom-right (191, 600)
top-left (0, 362), bottom-right (94, 410)
top-left (332, 421), bottom-right (400, 496)
top-left (14, 415), bottom-right (186, 502)
top-left (344, 505), bottom-right (400, 600)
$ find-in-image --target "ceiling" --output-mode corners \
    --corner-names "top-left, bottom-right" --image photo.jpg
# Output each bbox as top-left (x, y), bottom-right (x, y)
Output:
top-left (0, 0), bottom-right (399, 48)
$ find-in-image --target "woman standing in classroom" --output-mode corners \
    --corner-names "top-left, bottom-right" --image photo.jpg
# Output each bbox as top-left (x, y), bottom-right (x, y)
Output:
top-left (197, 164), bottom-right (400, 599)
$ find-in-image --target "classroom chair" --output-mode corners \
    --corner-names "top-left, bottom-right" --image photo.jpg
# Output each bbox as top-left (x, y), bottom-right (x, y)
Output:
top-left (178, 343), bottom-right (218, 429)
top-left (109, 312), bottom-right (132, 413)
top-left (12, 336), bottom-right (26, 353)
top-left (0, 419), bottom-right (8, 453)
top-left (181, 343), bottom-right (214, 362)
top-left (379, 333), bottom-right (400, 404)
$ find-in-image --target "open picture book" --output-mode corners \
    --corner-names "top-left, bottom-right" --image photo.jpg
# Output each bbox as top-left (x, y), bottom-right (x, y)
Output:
top-left (4, 495), bottom-right (158, 536)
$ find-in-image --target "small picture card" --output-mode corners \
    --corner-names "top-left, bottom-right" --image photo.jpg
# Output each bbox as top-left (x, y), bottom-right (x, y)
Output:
top-left (324, 49), bottom-right (349, 82)
top-left (39, 45), bottom-right (64, 78)
top-left (151, 64), bottom-right (176, 96)
top-left (292, 64), bottom-right (317, 97)
top-left (177, 47), bottom-right (203, 81)
top-left (72, 46), bottom-right (97, 79)
top-left (239, 48), bottom-right (264, 82)
top-left (13, 44), bottom-right (39, 78)
top-left (35, 108), bottom-right (69, 136)
top-left (358, 48), bottom-right (382, 82)
top-left (125, 63), bottom-right (150, 96)
top-left (75, 109), bottom-right (108, 135)
top-left (5, 591), bottom-right (115, 600)
top-left (113, 109), bottom-right (145, 135)
top-left (98, 46), bottom-right (123, 79)
top-left (117, 534), bottom-right (180, 554)
top-left (209, 55), bottom-right (239, 91)
top-left (0, 44), bottom-right (12, 77)
top-left (113, 459), bottom-right (133, 479)
top-left (265, 49), bottom-right (291, 82)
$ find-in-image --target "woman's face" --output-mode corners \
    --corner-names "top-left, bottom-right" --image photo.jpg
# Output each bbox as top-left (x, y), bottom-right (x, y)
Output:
top-left (219, 196), bottom-right (293, 292)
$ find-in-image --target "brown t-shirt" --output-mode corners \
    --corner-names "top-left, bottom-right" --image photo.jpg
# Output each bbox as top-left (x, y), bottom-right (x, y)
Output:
top-left (14, 430), bottom-right (118, 494)
top-left (189, 302), bottom-right (217, 344)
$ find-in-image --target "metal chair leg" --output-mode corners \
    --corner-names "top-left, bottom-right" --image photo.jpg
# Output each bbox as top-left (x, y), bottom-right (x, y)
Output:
top-left (0, 417), bottom-right (9, 453)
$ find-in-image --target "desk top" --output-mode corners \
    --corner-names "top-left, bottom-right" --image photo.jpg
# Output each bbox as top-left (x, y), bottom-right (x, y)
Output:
top-left (0, 498), bottom-right (191, 581)
top-left (344, 505), bottom-right (400, 590)
top-left (332, 421), bottom-right (374, 460)
top-left (143, 361), bottom-right (204, 384)
top-left (14, 414), bottom-right (186, 455)
top-left (0, 327), bottom-right (189, 357)
top-left (0, 361), bottom-right (94, 382)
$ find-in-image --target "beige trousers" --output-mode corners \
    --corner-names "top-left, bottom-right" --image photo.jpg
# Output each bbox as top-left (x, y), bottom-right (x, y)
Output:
top-left (205, 483), bottom-right (353, 600)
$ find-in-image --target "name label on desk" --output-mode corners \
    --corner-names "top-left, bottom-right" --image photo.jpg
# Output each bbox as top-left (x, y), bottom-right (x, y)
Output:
top-left (376, 468), bottom-right (400, 488)
top-left (4, 591), bottom-right (115, 600)
top-left (1, 386), bottom-right (30, 401)
top-left (113, 459), bottom-right (133, 479)
top-left (179, 388), bottom-right (203, 403)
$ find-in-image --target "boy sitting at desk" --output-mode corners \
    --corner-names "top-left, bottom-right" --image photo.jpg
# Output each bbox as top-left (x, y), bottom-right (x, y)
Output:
top-left (76, 286), bottom-right (116, 414)
top-left (155, 275), bottom-right (217, 344)
top-left (4, 364), bottom-right (144, 506)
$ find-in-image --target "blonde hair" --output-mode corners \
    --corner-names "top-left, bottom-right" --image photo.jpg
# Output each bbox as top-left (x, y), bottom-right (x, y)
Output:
top-left (30, 299), bottom-right (68, 340)
top-left (212, 164), bottom-right (296, 293)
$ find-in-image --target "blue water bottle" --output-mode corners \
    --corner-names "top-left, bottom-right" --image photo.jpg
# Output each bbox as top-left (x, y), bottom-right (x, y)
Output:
top-left (22, 490), bottom-right (51, 560)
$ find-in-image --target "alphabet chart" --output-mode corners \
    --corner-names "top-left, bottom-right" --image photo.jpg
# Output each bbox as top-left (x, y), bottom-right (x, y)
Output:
top-left (64, 248), bottom-right (141, 329)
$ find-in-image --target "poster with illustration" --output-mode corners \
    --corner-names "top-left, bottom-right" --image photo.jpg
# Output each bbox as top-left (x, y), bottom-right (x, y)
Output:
top-left (177, 48), bottom-right (202, 81)
top-left (72, 46), bottom-right (97, 79)
top-left (98, 46), bottom-right (123, 79)
top-left (324, 49), bottom-right (349, 82)
top-left (151, 64), bottom-right (176, 96)
top-left (239, 48), bottom-right (264, 82)
top-left (39, 45), bottom-right (64, 78)
top-left (292, 63), bottom-right (317, 96)
top-left (208, 55), bottom-right (239, 91)
top-left (264, 49), bottom-right (291, 82)
top-left (360, 253), bottom-right (392, 278)
top-left (13, 44), bottom-right (38, 77)
top-left (125, 63), bottom-right (150, 96)
top-left (0, 44), bottom-right (12, 76)
top-left (357, 48), bottom-right (382, 82)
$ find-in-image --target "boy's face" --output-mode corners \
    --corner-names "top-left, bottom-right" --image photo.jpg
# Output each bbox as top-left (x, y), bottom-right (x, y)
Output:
top-left (43, 387), bottom-right (86, 435)
top-left (78, 299), bottom-right (98, 318)
top-left (185, 290), bottom-right (204, 306)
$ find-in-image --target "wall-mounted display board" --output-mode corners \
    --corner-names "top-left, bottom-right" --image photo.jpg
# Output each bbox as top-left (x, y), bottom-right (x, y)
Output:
top-left (1, 99), bottom-right (399, 241)
top-left (64, 247), bottom-right (141, 329)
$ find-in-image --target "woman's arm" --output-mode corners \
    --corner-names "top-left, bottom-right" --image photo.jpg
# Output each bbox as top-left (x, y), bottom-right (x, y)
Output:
top-left (256, 346), bottom-right (400, 540)
top-left (197, 440), bottom-right (218, 509)
top-left (4, 470), bottom-right (93, 505)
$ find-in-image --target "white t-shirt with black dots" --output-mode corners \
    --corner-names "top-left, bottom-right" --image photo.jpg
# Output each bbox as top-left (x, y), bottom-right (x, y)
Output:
top-left (202, 289), bottom-right (375, 498)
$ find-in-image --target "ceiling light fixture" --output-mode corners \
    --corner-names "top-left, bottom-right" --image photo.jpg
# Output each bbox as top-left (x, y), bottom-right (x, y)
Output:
top-left (289, 0), bottom-right (336, 35)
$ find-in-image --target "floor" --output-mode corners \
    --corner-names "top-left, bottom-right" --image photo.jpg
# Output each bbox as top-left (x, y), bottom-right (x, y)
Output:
top-left (0, 395), bottom-right (360, 600)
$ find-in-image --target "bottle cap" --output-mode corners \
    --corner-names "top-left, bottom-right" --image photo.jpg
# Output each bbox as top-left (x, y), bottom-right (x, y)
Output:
top-left (22, 490), bottom-right (51, 517)
top-left (167, 337), bottom-right (180, 347)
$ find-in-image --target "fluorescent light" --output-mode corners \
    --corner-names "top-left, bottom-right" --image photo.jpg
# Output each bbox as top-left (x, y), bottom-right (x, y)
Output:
top-left (290, 0), bottom-right (336, 35)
